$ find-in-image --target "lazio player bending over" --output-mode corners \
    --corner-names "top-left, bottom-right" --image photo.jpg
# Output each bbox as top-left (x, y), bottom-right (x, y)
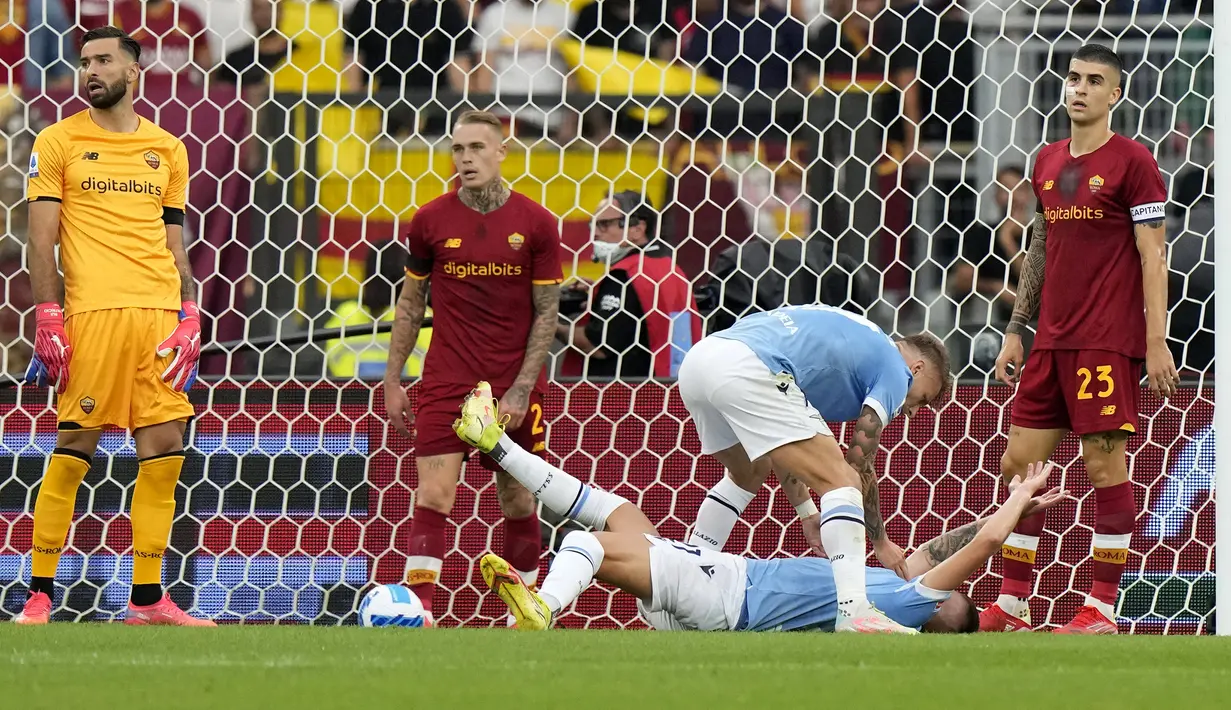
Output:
top-left (15, 27), bottom-right (210, 626)
top-left (454, 383), bottom-right (1066, 633)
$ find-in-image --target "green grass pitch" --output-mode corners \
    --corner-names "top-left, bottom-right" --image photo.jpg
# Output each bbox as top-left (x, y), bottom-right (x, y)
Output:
top-left (2, 626), bottom-right (1229, 709)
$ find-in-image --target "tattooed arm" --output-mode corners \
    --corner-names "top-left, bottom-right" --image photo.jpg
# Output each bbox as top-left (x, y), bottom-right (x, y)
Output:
top-left (166, 223), bottom-right (197, 301)
top-left (904, 519), bottom-right (989, 578)
top-left (1005, 213), bottom-right (1047, 336)
top-left (385, 276), bottom-right (429, 383)
top-left (383, 275), bottom-right (429, 437)
top-left (501, 283), bottom-right (560, 430)
top-left (846, 406), bottom-right (887, 541)
top-left (915, 461), bottom-right (1062, 591)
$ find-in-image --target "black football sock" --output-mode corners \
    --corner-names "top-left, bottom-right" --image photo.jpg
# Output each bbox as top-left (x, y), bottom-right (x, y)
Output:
top-left (28, 576), bottom-right (55, 597)
top-left (130, 584), bottom-right (163, 607)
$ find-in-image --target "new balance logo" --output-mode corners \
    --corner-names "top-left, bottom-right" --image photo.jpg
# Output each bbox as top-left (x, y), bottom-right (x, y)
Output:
top-left (444, 238), bottom-right (462, 248)
top-left (82, 151), bottom-right (99, 161)
top-left (1100, 405), bottom-right (1117, 416)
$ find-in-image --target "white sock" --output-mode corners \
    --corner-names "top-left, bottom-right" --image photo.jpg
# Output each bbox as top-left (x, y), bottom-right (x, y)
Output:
top-left (488, 434), bottom-right (628, 530)
top-left (688, 473), bottom-right (757, 550)
top-left (819, 487), bottom-right (869, 616)
top-left (1083, 595), bottom-right (1116, 622)
top-left (996, 594), bottom-right (1031, 620)
top-left (518, 567), bottom-right (540, 588)
top-left (538, 530), bottom-right (606, 615)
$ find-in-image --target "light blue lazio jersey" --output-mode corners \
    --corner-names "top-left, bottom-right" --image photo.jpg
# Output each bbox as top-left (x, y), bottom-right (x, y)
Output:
top-left (714, 305), bottom-right (913, 424)
top-left (736, 557), bottom-right (949, 632)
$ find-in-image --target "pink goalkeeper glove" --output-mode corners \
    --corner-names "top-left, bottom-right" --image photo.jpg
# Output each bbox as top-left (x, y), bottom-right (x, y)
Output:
top-left (156, 301), bottom-right (201, 392)
top-left (28, 303), bottom-right (72, 393)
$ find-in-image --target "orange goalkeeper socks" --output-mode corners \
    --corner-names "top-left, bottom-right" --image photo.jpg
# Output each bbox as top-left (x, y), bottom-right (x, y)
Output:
top-left (130, 452), bottom-right (186, 588)
top-left (30, 449), bottom-right (93, 590)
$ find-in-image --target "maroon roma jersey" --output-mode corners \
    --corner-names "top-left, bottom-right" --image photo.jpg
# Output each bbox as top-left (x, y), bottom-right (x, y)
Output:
top-left (1029, 134), bottom-right (1167, 359)
top-left (405, 190), bottom-right (563, 390)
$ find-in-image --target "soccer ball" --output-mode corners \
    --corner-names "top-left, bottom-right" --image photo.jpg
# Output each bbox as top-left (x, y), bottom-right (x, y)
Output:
top-left (358, 584), bottom-right (431, 628)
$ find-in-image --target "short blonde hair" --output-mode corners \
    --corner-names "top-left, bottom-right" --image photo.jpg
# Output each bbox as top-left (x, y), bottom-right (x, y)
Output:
top-left (454, 110), bottom-right (503, 135)
top-left (899, 332), bottom-right (954, 404)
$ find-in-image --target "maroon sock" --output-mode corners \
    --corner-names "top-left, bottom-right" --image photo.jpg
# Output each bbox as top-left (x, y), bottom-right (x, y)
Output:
top-left (405, 507), bottom-right (449, 614)
top-left (999, 509), bottom-right (1046, 599)
top-left (501, 514), bottom-right (544, 581)
top-left (1091, 482), bottom-right (1136, 606)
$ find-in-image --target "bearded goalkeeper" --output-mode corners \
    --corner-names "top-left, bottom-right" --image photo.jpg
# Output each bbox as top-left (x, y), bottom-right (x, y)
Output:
top-left (14, 27), bottom-right (211, 626)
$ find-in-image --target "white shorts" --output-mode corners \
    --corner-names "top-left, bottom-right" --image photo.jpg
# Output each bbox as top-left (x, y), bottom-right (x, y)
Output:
top-left (676, 336), bottom-right (833, 461)
top-left (636, 535), bottom-right (747, 632)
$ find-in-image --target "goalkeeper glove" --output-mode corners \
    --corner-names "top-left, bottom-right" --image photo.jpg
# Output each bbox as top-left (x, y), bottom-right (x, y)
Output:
top-left (25, 303), bottom-right (72, 393)
top-left (156, 301), bottom-right (201, 392)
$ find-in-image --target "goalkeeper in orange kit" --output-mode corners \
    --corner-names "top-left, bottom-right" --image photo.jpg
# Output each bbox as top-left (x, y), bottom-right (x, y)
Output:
top-left (14, 27), bottom-right (212, 626)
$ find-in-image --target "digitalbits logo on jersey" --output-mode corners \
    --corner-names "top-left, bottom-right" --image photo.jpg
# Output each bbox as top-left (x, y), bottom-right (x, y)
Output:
top-left (442, 261), bottom-right (523, 279)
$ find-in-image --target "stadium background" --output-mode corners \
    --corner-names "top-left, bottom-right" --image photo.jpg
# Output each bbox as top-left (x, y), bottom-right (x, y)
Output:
top-left (0, 0), bottom-right (1216, 632)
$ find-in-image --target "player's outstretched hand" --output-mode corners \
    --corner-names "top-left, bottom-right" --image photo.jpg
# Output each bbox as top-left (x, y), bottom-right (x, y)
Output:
top-left (874, 536), bottom-right (910, 579)
top-left (1008, 460), bottom-right (1055, 498)
top-left (384, 379), bottom-right (414, 438)
top-left (1145, 339), bottom-right (1180, 398)
top-left (994, 332), bottom-right (1025, 385)
top-left (1023, 485), bottom-right (1070, 518)
top-left (27, 303), bottom-right (72, 394)
top-left (156, 302), bottom-right (202, 392)
top-left (501, 384), bottom-right (530, 431)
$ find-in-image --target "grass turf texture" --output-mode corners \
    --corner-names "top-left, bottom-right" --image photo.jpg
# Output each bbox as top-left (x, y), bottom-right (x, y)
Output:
top-left (1, 627), bottom-right (1229, 709)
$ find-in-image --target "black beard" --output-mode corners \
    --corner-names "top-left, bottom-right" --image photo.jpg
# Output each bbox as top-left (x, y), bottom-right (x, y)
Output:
top-left (87, 78), bottom-right (128, 110)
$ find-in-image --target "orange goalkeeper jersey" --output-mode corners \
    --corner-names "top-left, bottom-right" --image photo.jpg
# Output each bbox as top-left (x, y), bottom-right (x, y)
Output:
top-left (26, 110), bottom-right (188, 317)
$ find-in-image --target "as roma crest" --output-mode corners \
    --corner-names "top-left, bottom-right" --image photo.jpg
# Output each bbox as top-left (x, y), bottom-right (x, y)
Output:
top-left (1088, 174), bottom-right (1104, 194)
top-left (80, 396), bottom-right (96, 414)
top-left (508, 233), bottom-right (525, 251)
top-left (144, 151), bottom-right (160, 170)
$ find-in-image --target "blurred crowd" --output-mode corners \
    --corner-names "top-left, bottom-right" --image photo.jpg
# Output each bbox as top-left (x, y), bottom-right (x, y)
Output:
top-left (0, 0), bottom-right (1215, 383)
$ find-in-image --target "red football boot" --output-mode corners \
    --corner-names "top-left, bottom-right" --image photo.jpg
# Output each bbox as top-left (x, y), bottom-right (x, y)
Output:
top-left (978, 602), bottom-right (1032, 632)
top-left (1053, 605), bottom-right (1119, 635)
top-left (13, 591), bottom-right (52, 625)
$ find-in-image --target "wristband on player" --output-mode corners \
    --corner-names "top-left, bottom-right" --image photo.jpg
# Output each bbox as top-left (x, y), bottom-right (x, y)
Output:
top-left (795, 499), bottom-right (819, 519)
top-left (35, 302), bottom-right (65, 324)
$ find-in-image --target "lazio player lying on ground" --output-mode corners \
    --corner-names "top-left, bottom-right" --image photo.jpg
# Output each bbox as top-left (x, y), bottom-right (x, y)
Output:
top-left (453, 382), bottom-right (1067, 633)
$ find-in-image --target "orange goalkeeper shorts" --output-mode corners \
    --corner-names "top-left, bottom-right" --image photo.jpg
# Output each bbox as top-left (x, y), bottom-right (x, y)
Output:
top-left (58, 308), bottom-right (195, 431)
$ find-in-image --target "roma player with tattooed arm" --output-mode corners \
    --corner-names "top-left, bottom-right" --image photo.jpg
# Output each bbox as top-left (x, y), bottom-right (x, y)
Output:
top-left (15, 27), bottom-right (209, 625)
top-left (383, 110), bottom-right (562, 620)
top-left (454, 382), bottom-right (1066, 633)
top-left (981, 44), bottom-right (1179, 634)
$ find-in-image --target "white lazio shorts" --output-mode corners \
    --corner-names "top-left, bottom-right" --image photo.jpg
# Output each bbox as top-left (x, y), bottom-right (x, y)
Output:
top-left (676, 335), bottom-right (833, 461)
top-left (636, 535), bottom-right (747, 632)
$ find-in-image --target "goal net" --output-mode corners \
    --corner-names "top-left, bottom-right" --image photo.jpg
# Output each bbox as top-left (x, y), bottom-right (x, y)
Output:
top-left (0, 0), bottom-right (1216, 632)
